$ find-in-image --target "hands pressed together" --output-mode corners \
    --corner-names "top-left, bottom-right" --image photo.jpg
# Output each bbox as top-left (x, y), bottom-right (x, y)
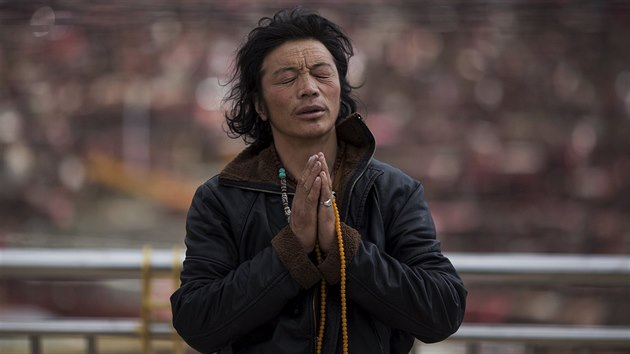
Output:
top-left (290, 152), bottom-right (336, 255)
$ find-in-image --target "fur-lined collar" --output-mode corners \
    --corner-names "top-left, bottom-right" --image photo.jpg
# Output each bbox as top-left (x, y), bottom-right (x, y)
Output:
top-left (218, 113), bottom-right (374, 197)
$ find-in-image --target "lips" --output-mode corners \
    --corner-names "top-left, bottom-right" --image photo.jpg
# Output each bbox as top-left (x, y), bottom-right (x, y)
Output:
top-left (295, 104), bottom-right (326, 116)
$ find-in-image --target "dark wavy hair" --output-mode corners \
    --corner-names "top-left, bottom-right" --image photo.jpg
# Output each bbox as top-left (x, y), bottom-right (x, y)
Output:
top-left (223, 8), bottom-right (357, 146)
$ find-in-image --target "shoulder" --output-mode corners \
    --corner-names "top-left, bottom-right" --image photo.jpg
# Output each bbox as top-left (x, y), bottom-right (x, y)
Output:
top-left (368, 158), bottom-right (421, 190)
top-left (196, 174), bottom-right (255, 200)
top-left (196, 175), bottom-right (221, 195)
top-left (193, 175), bottom-right (243, 206)
top-left (188, 175), bottom-right (221, 209)
top-left (365, 159), bottom-right (428, 213)
top-left (190, 175), bottom-right (260, 222)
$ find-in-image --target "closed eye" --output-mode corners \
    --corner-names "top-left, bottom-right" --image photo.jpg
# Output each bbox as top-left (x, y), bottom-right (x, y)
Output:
top-left (315, 73), bottom-right (333, 79)
top-left (278, 77), bottom-right (295, 84)
top-left (275, 74), bottom-right (297, 85)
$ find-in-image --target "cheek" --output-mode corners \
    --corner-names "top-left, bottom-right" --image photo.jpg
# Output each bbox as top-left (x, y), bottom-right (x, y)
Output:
top-left (267, 88), bottom-right (293, 106)
top-left (327, 84), bottom-right (342, 104)
top-left (261, 91), bottom-right (283, 115)
top-left (325, 80), bottom-right (342, 98)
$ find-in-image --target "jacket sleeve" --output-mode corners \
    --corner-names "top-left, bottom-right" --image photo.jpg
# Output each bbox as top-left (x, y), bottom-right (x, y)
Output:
top-left (347, 181), bottom-right (467, 343)
top-left (170, 181), bottom-right (312, 353)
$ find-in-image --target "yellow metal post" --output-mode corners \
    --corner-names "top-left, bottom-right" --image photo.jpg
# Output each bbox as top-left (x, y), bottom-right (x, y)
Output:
top-left (140, 245), bottom-right (152, 354)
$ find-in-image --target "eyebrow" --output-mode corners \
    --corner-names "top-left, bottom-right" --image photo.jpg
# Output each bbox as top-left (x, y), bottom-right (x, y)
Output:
top-left (270, 62), bottom-right (334, 77)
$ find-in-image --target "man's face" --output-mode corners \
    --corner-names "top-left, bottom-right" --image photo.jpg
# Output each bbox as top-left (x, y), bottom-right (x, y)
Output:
top-left (257, 39), bottom-right (341, 144)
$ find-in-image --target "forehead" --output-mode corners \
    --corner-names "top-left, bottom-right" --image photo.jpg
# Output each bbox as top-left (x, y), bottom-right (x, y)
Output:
top-left (262, 39), bottom-right (335, 72)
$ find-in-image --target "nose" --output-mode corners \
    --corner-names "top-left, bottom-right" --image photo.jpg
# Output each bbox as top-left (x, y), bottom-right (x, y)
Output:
top-left (297, 74), bottom-right (319, 98)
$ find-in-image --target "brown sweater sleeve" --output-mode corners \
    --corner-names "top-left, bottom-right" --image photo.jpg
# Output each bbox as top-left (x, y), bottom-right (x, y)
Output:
top-left (271, 225), bottom-right (322, 289)
top-left (317, 222), bottom-right (361, 285)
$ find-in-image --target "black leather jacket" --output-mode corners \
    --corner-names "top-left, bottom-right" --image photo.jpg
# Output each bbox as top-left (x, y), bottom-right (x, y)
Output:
top-left (171, 114), bottom-right (466, 354)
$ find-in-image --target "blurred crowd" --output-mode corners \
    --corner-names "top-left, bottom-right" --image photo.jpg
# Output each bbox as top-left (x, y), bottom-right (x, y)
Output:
top-left (0, 0), bottom-right (629, 328)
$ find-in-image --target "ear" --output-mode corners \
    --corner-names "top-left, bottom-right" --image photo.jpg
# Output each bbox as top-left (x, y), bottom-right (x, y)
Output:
top-left (255, 96), bottom-right (268, 121)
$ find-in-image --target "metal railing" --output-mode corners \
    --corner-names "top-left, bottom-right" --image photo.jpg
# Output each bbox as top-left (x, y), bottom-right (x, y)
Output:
top-left (1, 248), bottom-right (629, 353)
top-left (3, 249), bottom-right (629, 280)
top-left (0, 246), bottom-right (185, 354)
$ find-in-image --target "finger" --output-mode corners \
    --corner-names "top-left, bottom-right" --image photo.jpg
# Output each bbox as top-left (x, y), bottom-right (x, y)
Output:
top-left (306, 176), bottom-right (322, 206)
top-left (291, 172), bottom-right (319, 253)
top-left (292, 155), bottom-right (321, 221)
top-left (299, 155), bottom-right (323, 191)
top-left (317, 171), bottom-right (336, 254)
top-left (319, 170), bottom-right (333, 207)
top-left (317, 152), bottom-right (333, 188)
top-left (302, 159), bottom-right (323, 192)
top-left (298, 155), bottom-right (317, 189)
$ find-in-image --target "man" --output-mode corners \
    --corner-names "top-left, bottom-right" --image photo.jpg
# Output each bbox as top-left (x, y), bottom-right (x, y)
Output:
top-left (171, 8), bottom-right (466, 354)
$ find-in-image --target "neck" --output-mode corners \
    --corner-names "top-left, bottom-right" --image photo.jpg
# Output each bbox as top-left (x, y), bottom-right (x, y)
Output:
top-left (274, 133), bottom-right (338, 182)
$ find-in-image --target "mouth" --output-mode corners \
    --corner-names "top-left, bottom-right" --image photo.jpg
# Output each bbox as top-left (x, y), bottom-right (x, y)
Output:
top-left (295, 105), bottom-right (326, 117)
